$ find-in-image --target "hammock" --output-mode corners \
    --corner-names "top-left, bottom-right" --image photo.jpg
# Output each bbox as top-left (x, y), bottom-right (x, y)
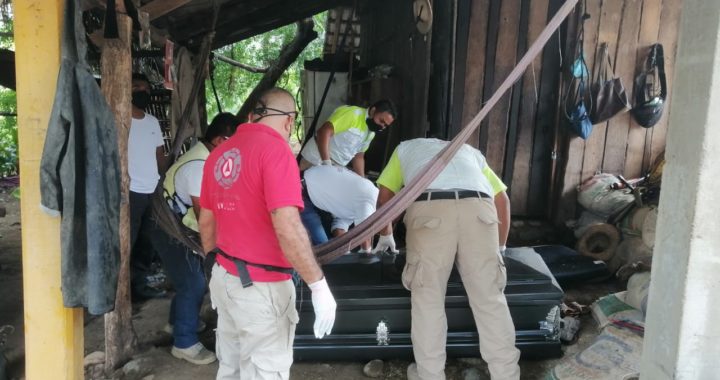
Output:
top-left (152, 0), bottom-right (579, 265)
top-left (151, 3), bottom-right (218, 253)
top-left (313, 0), bottom-right (579, 264)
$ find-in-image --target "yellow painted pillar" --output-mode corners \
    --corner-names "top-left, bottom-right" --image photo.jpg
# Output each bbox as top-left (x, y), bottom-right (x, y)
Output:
top-left (14, 1), bottom-right (84, 379)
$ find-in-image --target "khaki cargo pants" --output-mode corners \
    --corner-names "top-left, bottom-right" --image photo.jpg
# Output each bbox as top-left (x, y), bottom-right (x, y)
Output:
top-left (209, 264), bottom-right (298, 380)
top-left (403, 197), bottom-right (521, 380)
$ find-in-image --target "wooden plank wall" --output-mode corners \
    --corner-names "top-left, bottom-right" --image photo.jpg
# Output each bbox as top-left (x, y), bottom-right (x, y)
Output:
top-left (355, 0), bottom-right (432, 173)
top-left (459, 0), bottom-right (565, 217)
top-left (555, 0), bottom-right (683, 222)
top-left (458, 0), bottom-right (682, 219)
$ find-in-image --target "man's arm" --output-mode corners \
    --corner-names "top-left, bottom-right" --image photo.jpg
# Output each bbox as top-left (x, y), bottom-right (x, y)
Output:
top-left (494, 191), bottom-right (511, 246)
top-left (198, 207), bottom-right (217, 254)
top-left (156, 146), bottom-right (169, 175)
top-left (271, 206), bottom-right (324, 284)
top-left (376, 185), bottom-right (396, 235)
top-left (315, 122), bottom-right (335, 163)
top-left (191, 196), bottom-right (201, 222)
top-left (351, 152), bottom-right (365, 177)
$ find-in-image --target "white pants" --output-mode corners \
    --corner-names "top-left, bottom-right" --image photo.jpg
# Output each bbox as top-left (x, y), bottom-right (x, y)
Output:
top-left (209, 265), bottom-right (298, 380)
top-left (304, 165), bottom-right (379, 231)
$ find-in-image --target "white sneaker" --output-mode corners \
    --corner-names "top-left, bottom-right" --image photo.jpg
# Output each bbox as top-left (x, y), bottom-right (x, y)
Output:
top-left (163, 320), bottom-right (207, 335)
top-left (171, 342), bottom-right (217, 365)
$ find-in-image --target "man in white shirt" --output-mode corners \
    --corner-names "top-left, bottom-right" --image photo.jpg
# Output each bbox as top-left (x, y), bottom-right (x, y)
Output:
top-left (129, 73), bottom-right (168, 300)
top-left (298, 100), bottom-right (396, 251)
top-left (374, 138), bottom-right (520, 380)
top-left (302, 165), bottom-right (379, 255)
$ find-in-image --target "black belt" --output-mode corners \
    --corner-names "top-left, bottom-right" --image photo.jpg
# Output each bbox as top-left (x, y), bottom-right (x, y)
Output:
top-left (210, 247), bottom-right (293, 288)
top-left (415, 190), bottom-right (491, 202)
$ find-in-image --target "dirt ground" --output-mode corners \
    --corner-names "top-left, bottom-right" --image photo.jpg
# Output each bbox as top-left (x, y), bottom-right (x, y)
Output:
top-left (0, 193), bottom-right (618, 380)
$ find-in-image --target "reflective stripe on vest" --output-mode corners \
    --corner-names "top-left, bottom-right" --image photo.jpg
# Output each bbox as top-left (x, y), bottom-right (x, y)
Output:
top-left (162, 142), bottom-right (210, 231)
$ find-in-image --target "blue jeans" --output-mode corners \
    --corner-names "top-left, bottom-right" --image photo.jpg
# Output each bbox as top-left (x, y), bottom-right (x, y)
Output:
top-left (148, 220), bottom-right (207, 348)
top-left (300, 190), bottom-right (329, 245)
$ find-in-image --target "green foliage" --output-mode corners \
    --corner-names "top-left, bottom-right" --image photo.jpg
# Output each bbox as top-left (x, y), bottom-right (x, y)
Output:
top-left (0, 89), bottom-right (17, 177)
top-left (205, 13), bottom-right (326, 141)
top-left (0, 5), bottom-right (17, 177)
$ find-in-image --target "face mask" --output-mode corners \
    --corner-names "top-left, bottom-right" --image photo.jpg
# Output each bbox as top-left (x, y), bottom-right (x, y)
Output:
top-left (366, 118), bottom-right (385, 133)
top-left (132, 91), bottom-right (151, 109)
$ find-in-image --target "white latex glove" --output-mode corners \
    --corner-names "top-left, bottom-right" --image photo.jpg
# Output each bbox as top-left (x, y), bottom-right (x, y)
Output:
top-left (499, 245), bottom-right (507, 256)
top-left (373, 234), bottom-right (399, 254)
top-left (321, 159), bottom-right (333, 166)
top-left (308, 277), bottom-right (337, 339)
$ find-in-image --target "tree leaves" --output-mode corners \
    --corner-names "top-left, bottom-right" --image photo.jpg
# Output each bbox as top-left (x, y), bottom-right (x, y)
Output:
top-left (204, 12), bottom-right (327, 124)
top-left (0, 9), bottom-right (17, 177)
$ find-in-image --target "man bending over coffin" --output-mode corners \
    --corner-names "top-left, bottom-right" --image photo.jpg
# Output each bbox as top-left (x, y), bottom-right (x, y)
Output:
top-left (298, 100), bottom-right (396, 250)
top-left (374, 138), bottom-right (520, 380)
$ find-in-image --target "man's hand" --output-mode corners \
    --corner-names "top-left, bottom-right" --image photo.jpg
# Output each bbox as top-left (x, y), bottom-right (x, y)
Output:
top-left (373, 233), bottom-right (399, 254)
top-left (308, 277), bottom-right (337, 339)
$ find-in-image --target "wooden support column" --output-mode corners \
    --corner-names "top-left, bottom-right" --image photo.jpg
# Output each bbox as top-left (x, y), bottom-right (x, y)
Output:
top-left (102, 1), bottom-right (137, 372)
top-left (14, 1), bottom-right (85, 379)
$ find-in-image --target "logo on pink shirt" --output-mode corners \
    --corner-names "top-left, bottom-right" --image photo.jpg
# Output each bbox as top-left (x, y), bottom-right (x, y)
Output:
top-left (214, 148), bottom-right (242, 189)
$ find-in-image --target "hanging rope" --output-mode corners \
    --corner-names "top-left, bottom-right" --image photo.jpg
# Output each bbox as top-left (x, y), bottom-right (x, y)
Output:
top-left (169, 1), bottom-right (220, 162)
top-left (209, 53), bottom-right (223, 113)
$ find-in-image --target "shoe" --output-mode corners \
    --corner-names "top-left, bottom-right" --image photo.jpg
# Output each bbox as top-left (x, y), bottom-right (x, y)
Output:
top-left (132, 284), bottom-right (167, 301)
top-left (407, 363), bottom-right (421, 380)
top-left (171, 342), bottom-right (217, 365)
top-left (163, 320), bottom-right (207, 334)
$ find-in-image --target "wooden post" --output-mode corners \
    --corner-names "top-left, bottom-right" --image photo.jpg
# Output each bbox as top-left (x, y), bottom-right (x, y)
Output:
top-left (14, 1), bottom-right (85, 379)
top-left (102, 1), bottom-right (137, 372)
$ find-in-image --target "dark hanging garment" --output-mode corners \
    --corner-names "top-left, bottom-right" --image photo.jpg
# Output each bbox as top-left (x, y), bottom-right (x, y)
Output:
top-left (39, 0), bottom-right (121, 315)
top-left (588, 43), bottom-right (631, 124)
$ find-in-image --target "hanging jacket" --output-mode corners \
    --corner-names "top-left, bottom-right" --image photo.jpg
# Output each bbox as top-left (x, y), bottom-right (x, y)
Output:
top-left (162, 142), bottom-right (209, 232)
top-left (39, 0), bottom-right (121, 315)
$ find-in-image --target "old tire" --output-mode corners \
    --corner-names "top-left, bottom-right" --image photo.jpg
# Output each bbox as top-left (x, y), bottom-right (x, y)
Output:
top-left (576, 223), bottom-right (620, 262)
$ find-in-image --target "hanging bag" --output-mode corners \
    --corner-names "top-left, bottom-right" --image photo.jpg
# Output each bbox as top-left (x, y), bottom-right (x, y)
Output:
top-left (563, 11), bottom-right (593, 139)
top-left (589, 43), bottom-right (631, 124)
top-left (631, 44), bottom-right (666, 128)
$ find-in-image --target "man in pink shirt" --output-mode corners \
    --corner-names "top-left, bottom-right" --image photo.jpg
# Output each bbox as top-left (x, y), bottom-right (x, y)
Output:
top-left (198, 88), bottom-right (336, 379)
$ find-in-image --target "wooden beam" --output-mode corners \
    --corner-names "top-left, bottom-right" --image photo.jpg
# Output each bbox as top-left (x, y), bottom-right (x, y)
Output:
top-left (101, 0), bottom-right (137, 373)
top-left (235, 19), bottom-right (318, 120)
top-left (140, 0), bottom-right (192, 21)
top-left (510, 0), bottom-right (549, 215)
top-left (602, 0), bottom-right (643, 175)
top-left (485, 0), bottom-right (522, 172)
top-left (459, 0), bottom-right (490, 148)
top-left (214, 53), bottom-right (268, 73)
top-left (15, 0), bottom-right (85, 377)
top-left (527, 0), bottom-right (563, 217)
top-left (650, 0), bottom-right (684, 166)
top-left (448, 0), bottom-right (473, 138)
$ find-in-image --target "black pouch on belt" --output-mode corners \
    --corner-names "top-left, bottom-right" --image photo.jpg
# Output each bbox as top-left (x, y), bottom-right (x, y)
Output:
top-left (210, 247), bottom-right (294, 288)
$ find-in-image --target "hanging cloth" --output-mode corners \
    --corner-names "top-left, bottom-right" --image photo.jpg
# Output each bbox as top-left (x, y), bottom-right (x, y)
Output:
top-left (39, 0), bottom-right (122, 314)
top-left (563, 8), bottom-right (593, 139)
top-left (588, 43), bottom-right (631, 124)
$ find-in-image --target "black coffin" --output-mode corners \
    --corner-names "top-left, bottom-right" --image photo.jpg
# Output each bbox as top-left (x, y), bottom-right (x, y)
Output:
top-left (294, 247), bottom-right (564, 361)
